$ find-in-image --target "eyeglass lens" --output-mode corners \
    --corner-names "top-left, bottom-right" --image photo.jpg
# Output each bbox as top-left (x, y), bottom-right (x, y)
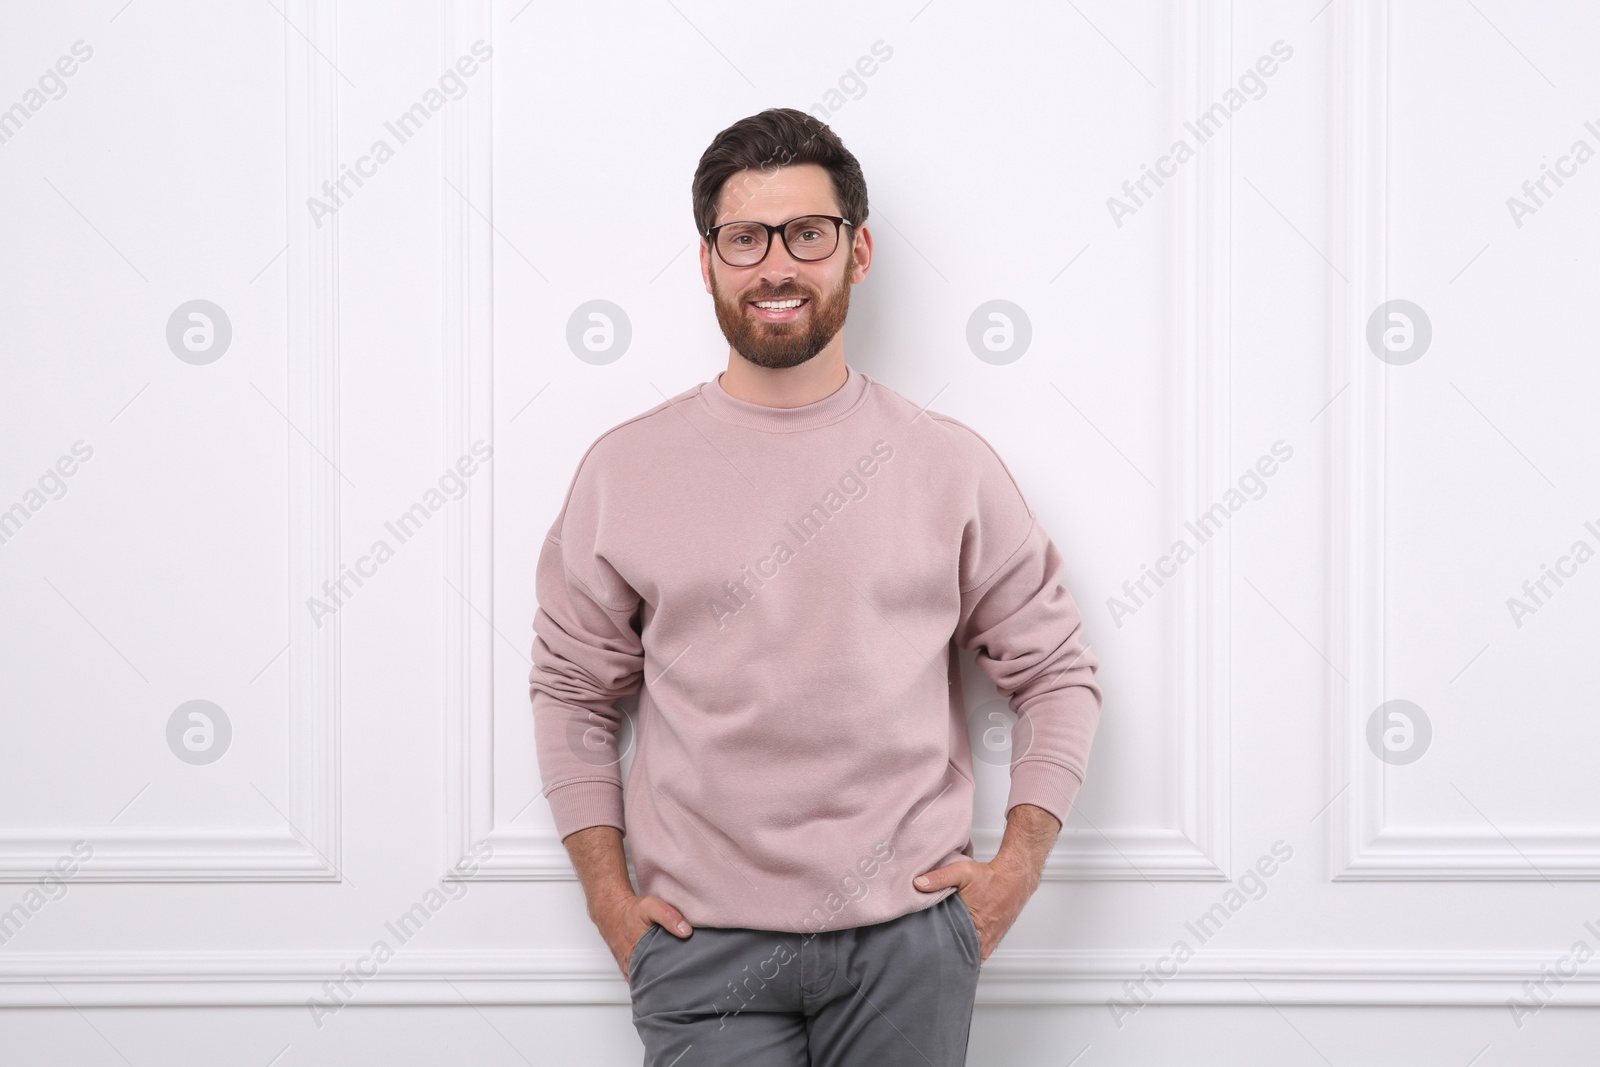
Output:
top-left (716, 216), bottom-right (840, 265)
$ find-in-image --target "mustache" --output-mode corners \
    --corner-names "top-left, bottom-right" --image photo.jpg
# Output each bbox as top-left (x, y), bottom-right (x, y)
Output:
top-left (744, 287), bottom-right (810, 301)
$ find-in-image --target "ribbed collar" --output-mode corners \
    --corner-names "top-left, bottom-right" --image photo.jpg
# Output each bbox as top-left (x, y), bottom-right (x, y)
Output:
top-left (696, 362), bottom-right (871, 433)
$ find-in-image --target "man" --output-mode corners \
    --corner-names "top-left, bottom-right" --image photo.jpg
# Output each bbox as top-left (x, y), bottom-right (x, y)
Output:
top-left (529, 107), bottom-right (1102, 1066)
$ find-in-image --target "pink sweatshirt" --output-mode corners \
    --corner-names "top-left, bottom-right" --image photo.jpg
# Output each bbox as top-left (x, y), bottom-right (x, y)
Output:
top-left (528, 362), bottom-right (1101, 934)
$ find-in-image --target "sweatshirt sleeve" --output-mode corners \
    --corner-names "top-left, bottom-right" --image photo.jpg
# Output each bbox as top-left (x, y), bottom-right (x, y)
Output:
top-left (528, 481), bottom-right (646, 840)
top-left (951, 432), bottom-right (1103, 828)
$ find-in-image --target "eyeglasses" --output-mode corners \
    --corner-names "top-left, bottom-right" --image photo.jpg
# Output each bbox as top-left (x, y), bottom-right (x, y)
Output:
top-left (704, 214), bottom-right (854, 267)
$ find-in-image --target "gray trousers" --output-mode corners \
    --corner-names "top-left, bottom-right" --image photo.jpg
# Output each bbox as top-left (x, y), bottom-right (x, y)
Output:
top-left (628, 889), bottom-right (981, 1066)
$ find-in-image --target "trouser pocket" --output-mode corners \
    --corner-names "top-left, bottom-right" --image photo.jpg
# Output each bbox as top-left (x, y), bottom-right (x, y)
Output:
top-left (949, 892), bottom-right (981, 967)
top-left (627, 922), bottom-right (663, 986)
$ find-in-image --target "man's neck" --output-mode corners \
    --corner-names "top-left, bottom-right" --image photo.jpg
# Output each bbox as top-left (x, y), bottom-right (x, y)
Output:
top-left (717, 352), bottom-right (849, 409)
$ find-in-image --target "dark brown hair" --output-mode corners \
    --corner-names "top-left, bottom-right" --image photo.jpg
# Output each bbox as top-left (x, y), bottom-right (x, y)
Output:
top-left (691, 107), bottom-right (869, 240)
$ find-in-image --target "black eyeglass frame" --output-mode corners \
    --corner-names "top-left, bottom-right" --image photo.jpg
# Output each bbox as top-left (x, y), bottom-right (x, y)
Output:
top-left (703, 214), bottom-right (856, 267)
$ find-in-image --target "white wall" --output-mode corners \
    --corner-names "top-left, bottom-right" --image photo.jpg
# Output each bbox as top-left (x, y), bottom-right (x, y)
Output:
top-left (2, 0), bottom-right (1597, 1063)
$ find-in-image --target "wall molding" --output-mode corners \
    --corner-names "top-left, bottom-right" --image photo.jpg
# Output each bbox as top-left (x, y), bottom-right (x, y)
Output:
top-left (442, 0), bottom-right (497, 877)
top-left (3, 946), bottom-right (1595, 1008)
top-left (1326, 0), bottom-right (1600, 881)
top-left (0, 0), bottom-right (341, 882)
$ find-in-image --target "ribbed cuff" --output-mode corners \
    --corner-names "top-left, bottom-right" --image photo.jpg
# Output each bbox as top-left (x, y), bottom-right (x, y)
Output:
top-left (545, 780), bottom-right (626, 840)
top-left (1005, 760), bottom-right (1084, 826)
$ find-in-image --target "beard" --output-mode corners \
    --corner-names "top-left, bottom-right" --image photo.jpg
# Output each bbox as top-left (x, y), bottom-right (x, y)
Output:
top-left (710, 247), bottom-right (854, 370)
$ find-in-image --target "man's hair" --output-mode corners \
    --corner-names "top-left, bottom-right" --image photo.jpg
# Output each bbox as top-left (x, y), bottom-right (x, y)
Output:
top-left (691, 107), bottom-right (869, 240)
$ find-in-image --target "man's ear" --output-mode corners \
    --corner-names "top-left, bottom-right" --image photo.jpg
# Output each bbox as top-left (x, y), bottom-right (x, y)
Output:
top-left (849, 224), bottom-right (873, 282)
top-left (699, 240), bottom-right (714, 295)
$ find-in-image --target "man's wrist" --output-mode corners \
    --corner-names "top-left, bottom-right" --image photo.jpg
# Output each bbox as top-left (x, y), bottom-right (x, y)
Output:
top-left (992, 802), bottom-right (1062, 883)
top-left (991, 849), bottom-right (1045, 887)
top-left (561, 825), bottom-right (637, 922)
top-left (587, 887), bottom-right (636, 922)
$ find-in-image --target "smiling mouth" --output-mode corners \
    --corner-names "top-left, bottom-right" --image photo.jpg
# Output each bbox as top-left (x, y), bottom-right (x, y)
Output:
top-left (749, 297), bottom-right (809, 321)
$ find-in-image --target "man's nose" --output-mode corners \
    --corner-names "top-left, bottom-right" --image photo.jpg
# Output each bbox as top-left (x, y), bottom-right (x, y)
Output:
top-left (756, 247), bottom-right (801, 283)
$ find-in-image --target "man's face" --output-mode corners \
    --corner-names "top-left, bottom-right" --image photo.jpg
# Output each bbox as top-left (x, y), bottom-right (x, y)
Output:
top-left (702, 163), bottom-right (867, 370)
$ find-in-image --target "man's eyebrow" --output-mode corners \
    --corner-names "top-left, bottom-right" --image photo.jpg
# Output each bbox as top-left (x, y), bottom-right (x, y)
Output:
top-left (715, 212), bottom-right (838, 224)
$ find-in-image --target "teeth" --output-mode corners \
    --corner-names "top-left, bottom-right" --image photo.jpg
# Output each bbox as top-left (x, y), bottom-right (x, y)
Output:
top-left (754, 299), bottom-right (804, 309)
